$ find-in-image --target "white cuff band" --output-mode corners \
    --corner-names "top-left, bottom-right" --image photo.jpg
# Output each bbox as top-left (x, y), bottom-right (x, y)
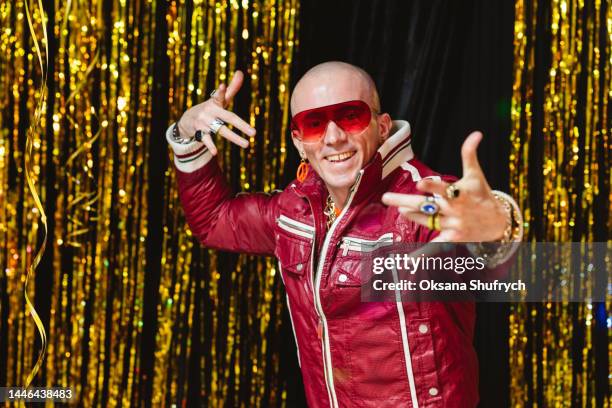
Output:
top-left (165, 123), bottom-right (213, 173)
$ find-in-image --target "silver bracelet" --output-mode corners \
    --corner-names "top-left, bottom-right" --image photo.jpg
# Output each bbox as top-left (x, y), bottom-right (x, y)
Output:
top-left (171, 121), bottom-right (196, 144)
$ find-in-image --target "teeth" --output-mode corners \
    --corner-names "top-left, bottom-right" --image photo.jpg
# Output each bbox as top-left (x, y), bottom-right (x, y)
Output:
top-left (327, 151), bottom-right (355, 162)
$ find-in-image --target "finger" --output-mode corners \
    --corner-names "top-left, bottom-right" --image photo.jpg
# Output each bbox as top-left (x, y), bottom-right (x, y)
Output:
top-left (382, 192), bottom-right (448, 213)
top-left (398, 210), bottom-right (454, 230)
top-left (224, 70), bottom-right (244, 104)
top-left (461, 131), bottom-right (485, 178)
top-left (213, 107), bottom-right (256, 137)
top-left (416, 178), bottom-right (450, 197)
top-left (211, 83), bottom-right (227, 106)
top-left (201, 132), bottom-right (218, 156)
top-left (429, 231), bottom-right (456, 243)
top-left (217, 125), bottom-right (249, 148)
top-left (382, 192), bottom-right (422, 208)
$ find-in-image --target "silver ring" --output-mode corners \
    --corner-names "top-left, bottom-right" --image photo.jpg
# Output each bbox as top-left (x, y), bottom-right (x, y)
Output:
top-left (419, 196), bottom-right (439, 215)
top-left (210, 89), bottom-right (217, 98)
top-left (209, 118), bottom-right (225, 135)
top-left (445, 184), bottom-right (460, 200)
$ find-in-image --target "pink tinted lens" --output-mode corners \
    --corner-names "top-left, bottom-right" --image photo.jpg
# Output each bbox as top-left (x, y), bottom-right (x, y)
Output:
top-left (332, 101), bottom-right (371, 134)
top-left (291, 100), bottom-right (372, 142)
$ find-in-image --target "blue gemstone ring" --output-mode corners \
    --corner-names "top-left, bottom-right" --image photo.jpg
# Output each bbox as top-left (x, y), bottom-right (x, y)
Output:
top-left (419, 196), bottom-right (439, 215)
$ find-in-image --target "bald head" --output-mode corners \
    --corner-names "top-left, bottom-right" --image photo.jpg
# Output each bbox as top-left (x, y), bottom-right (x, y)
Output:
top-left (290, 61), bottom-right (380, 116)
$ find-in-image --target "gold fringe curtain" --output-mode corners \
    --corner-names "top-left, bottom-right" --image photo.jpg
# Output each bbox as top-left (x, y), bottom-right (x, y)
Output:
top-left (3, 0), bottom-right (610, 406)
top-left (158, 0), bottom-right (298, 406)
top-left (0, 0), bottom-right (298, 406)
top-left (510, 0), bottom-right (611, 406)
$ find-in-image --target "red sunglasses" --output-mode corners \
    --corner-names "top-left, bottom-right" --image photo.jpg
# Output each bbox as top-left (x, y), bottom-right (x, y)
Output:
top-left (291, 100), bottom-right (378, 143)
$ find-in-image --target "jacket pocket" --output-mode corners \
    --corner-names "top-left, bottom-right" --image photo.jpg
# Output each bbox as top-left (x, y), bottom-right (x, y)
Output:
top-left (276, 214), bottom-right (315, 240)
top-left (333, 233), bottom-right (394, 288)
top-left (275, 215), bottom-right (313, 276)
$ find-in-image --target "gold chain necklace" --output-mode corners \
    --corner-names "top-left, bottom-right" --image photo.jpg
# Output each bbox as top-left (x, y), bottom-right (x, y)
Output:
top-left (323, 195), bottom-right (341, 229)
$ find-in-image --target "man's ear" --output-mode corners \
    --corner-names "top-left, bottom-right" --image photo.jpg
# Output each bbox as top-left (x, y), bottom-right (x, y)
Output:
top-left (377, 113), bottom-right (393, 142)
top-left (291, 131), bottom-right (305, 159)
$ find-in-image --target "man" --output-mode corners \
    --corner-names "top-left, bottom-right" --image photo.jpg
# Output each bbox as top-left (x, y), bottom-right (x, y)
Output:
top-left (166, 62), bottom-right (522, 407)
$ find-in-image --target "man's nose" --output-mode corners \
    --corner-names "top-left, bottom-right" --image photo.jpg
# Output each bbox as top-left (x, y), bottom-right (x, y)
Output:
top-left (323, 121), bottom-right (348, 145)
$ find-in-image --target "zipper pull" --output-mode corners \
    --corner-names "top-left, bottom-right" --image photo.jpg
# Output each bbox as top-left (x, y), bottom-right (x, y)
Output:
top-left (338, 239), bottom-right (350, 256)
top-left (317, 319), bottom-right (323, 340)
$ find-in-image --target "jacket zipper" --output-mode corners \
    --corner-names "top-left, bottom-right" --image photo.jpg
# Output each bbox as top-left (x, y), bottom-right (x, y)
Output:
top-left (339, 233), bottom-right (394, 256)
top-left (312, 171), bottom-right (364, 408)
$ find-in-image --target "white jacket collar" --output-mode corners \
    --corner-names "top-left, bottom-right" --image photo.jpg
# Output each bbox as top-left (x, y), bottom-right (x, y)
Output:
top-left (377, 120), bottom-right (414, 179)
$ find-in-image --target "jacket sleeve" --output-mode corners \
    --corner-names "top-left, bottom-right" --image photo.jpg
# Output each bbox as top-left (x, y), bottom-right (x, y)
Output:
top-left (166, 124), bottom-right (279, 256)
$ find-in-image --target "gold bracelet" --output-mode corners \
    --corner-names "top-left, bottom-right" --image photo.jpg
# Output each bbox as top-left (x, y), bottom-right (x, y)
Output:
top-left (467, 191), bottom-right (523, 267)
top-left (492, 191), bottom-right (523, 243)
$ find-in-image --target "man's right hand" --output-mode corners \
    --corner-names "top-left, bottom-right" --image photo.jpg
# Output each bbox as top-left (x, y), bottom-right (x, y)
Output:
top-left (177, 70), bottom-right (256, 155)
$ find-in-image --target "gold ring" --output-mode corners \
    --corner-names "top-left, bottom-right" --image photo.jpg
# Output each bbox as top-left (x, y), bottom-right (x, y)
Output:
top-left (427, 213), bottom-right (441, 231)
top-left (445, 184), bottom-right (460, 200)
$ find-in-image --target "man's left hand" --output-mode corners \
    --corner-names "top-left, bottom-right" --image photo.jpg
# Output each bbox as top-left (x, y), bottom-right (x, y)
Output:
top-left (382, 131), bottom-right (508, 242)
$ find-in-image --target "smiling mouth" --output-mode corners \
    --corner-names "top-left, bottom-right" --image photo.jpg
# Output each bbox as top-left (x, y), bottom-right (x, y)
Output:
top-left (325, 151), bottom-right (356, 163)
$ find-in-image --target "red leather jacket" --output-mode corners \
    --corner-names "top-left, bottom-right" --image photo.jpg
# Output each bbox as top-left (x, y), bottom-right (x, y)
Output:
top-left (170, 121), bottom-right (479, 407)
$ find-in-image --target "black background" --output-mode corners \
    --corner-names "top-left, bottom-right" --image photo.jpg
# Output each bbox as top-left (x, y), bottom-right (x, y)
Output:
top-left (283, 1), bottom-right (515, 406)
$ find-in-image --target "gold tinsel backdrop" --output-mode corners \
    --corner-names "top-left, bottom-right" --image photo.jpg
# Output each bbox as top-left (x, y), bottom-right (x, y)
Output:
top-left (0, 0), bottom-right (298, 405)
top-left (510, 0), bottom-right (610, 406)
top-left (0, 0), bottom-right (610, 407)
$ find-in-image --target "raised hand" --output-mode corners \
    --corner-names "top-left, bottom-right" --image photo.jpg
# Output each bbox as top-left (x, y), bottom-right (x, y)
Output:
top-left (382, 131), bottom-right (509, 242)
top-left (177, 70), bottom-right (256, 155)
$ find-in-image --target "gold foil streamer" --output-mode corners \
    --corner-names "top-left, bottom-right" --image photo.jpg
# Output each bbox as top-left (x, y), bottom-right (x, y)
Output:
top-left (1, 0), bottom-right (298, 405)
top-left (22, 0), bottom-right (49, 388)
top-left (510, 0), bottom-right (611, 406)
top-left (0, 0), bottom-right (51, 391)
